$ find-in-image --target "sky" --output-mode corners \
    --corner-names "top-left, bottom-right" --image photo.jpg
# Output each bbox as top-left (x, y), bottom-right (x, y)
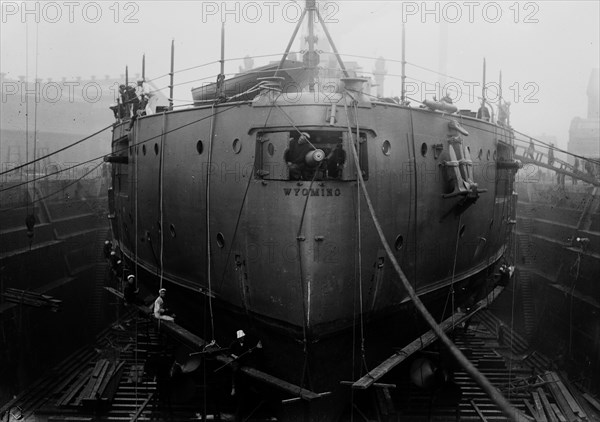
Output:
top-left (1, 0), bottom-right (599, 148)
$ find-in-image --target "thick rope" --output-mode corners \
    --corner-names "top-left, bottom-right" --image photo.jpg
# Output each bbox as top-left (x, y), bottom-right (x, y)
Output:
top-left (342, 94), bottom-right (526, 421)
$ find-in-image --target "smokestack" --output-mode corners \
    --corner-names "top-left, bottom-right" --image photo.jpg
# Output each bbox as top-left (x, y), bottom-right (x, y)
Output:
top-left (373, 57), bottom-right (387, 98)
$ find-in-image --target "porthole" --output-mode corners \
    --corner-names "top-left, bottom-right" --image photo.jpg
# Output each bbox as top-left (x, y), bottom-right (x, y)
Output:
top-left (142, 144), bottom-right (147, 155)
top-left (459, 224), bottom-right (466, 238)
top-left (420, 143), bottom-right (428, 157)
top-left (154, 143), bottom-right (159, 155)
top-left (232, 138), bottom-right (242, 154)
top-left (478, 148), bottom-right (483, 160)
top-left (486, 150), bottom-right (490, 161)
top-left (467, 146), bottom-right (471, 156)
top-left (493, 150), bottom-right (497, 161)
top-left (267, 142), bottom-right (275, 156)
top-left (196, 140), bottom-right (204, 155)
top-left (170, 224), bottom-right (176, 238)
top-left (216, 232), bottom-right (225, 248)
top-left (382, 140), bottom-right (391, 156)
top-left (394, 235), bottom-right (404, 251)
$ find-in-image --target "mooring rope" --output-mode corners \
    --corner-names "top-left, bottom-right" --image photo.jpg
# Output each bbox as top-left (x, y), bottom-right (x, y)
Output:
top-left (342, 89), bottom-right (526, 421)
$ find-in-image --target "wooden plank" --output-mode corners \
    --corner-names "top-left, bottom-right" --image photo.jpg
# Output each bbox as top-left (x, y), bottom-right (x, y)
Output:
top-left (103, 286), bottom-right (124, 299)
top-left (87, 360), bottom-right (111, 400)
top-left (340, 381), bottom-right (396, 389)
top-left (524, 399), bottom-right (542, 422)
top-left (557, 371), bottom-right (587, 419)
top-left (75, 360), bottom-right (108, 405)
top-left (93, 362), bottom-right (116, 399)
top-left (52, 368), bottom-right (83, 398)
top-left (552, 372), bottom-right (586, 419)
top-left (550, 404), bottom-right (567, 422)
top-left (97, 361), bottom-right (124, 399)
top-left (537, 387), bottom-right (559, 422)
top-left (531, 391), bottom-right (548, 422)
top-left (237, 364), bottom-right (319, 400)
top-left (542, 372), bottom-right (578, 422)
top-left (103, 287), bottom-right (320, 401)
top-left (56, 368), bottom-right (93, 407)
top-left (353, 286), bottom-right (504, 389)
top-left (101, 362), bottom-right (126, 402)
top-left (160, 319), bottom-right (207, 347)
top-left (582, 393), bottom-right (600, 413)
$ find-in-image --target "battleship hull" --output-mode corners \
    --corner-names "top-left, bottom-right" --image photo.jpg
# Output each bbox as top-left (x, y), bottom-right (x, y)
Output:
top-left (108, 87), bottom-right (517, 399)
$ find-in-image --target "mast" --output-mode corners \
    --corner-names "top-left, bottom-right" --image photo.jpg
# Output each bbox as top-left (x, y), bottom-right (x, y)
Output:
top-left (498, 70), bottom-right (502, 104)
top-left (169, 39), bottom-right (174, 110)
top-left (219, 22), bottom-right (225, 97)
top-left (306, 0), bottom-right (317, 91)
top-left (142, 54), bottom-right (146, 82)
top-left (481, 58), bottom-right (486, 110)
top-left (401, 23), bottom-right (406, 104)
top-left (315, 5), bottom-right (349, 78)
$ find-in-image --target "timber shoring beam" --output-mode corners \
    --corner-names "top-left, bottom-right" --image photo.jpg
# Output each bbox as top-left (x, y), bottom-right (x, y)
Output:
top-left (352, 285), bottom-right (504, 389)
top-left (103, 286), bottom-right (320, 401)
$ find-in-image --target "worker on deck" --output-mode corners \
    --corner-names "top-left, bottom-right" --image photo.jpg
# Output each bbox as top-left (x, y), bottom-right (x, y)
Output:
top-left (118, 85), bottom-right (128, 118)
top-left (498, 101), bottom-right (510, 126)
top-left (123, 275), bottom-right (139, 305)
top-left (327, 143), bottom-right (346, 179)
top-left (476, 104), bottom-right (490, 121)
top-left (284, 133), bottom-right (314, 180)
top-left (103, 240), bottom-right (112, 259)
top-left (526, 140), bottom-right (535, 159)
top-left (153, 288), bottom-right (175, 321)
top-left (548, 143), bottom-right (555, 166)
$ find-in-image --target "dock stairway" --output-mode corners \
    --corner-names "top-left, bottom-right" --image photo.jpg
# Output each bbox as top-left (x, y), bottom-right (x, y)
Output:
top-left (90, 227), bottom-right (111, 334)
top-left (516, 203), bottom-right (537, 339)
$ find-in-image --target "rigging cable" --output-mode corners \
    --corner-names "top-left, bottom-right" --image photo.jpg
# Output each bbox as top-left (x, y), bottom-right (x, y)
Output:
top-left (133, 117), bottom-right (140, 408)
top-left (206, 101), bottom-right (217, 341)
top-left (350, 99), bottom-right (370, 375)
top-left (159, 113), bottom-right (166, 294)
top-left (407, 110), bottom-right (425, 350)
top-left (22, 162), bottom-right (104, 207)
top-left (0, 124), bottom-right (112, 177)
top-left (32, 22), bottom-right (40, 211)
top-left (1, 104), bottom-right (241, 190)
top-left (342, 88), bottom-right (526, 422)
top-left (440, 215), bottom-right (462, 329)
top-left (285, 101), bottom-right (323, 388)
top-left (25, 20), bottom-right (29, 217)
top-left (274, 98), bottom-right (317, 389)
top-left (293, 166), bottom-right (320, 391)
